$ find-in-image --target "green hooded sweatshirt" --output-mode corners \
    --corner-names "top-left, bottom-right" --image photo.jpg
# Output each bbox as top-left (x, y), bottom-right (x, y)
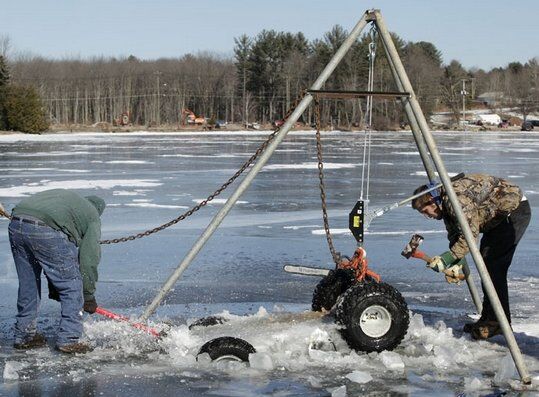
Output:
top-left (12, 189), bottom-right (105, 301)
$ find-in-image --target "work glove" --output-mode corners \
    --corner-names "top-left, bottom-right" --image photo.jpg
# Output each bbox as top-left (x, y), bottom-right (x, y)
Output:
top-left (445, 264), bottom-right (463, 284)
top-left (83, 298), bottom-right (98, 314)
top-left (427, 251), bottom-right (457, 272)
top-left (444, 257), bottom-right (467, 284)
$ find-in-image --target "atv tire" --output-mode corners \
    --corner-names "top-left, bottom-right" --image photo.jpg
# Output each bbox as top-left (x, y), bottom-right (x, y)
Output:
top-left (188, 316), bottom-right (227, 330)
top-left (312, 269), bottom-right (356, 312)
top-left (335, 282), bottom-right (409, 353)
top-left (197, 336), bottom-right (256, 362)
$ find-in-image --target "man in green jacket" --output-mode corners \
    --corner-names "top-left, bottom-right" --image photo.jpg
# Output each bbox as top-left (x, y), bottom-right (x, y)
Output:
top-left (8, 189), bottom-right (105, 353)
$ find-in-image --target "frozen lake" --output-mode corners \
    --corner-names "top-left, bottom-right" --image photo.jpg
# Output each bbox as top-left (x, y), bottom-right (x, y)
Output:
top-left (0, 130), bottom-right (538, 396)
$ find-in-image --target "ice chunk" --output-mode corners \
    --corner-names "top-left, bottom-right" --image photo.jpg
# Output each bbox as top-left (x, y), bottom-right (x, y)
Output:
top-left (494, 353), bottom-right (517, 383)
top-left (307, 375), bottom-right (322, 388)
top-left (249, 352), bottom-right (273, 370)
top-left (464, 377), bottom-right (486, 391)
top-left (432, 345), bottom-right (456, 369)
top-left (345, 370), bottom-right (373, 384)
top-left (330, 385), bottom-right (347, 397)
top-left (3, 361), bottom-right (26, 380)
top-left (308, 328), bottom-right (336, 352)
top-left (196, 352), bottom-right (212, 365)
top-left (379, 351), bottom-right (405, 370)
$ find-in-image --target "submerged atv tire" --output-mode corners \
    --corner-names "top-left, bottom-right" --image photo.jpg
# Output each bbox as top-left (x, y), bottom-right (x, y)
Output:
top-left (335, 282), bottom-right (409, 353)
top-left (197, 336), bottom-right (256, 362)
top-left (312, 269), bottom-right (356, 312)
top-left (188, 316), bottom-right (227, 330)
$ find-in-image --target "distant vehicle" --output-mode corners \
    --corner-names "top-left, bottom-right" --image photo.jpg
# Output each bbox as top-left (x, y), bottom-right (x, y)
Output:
top-left (247, 122), bottom-right (260, 130)
top-left (521, 120), bottom-right (539, 131)
top-left (113, 111), bottom-right (130, 126)
top-left (273, 119), bottom-right (285, 128)
top-left (181, 109), bottom-right (206, 126)
top-left (474, 114), bottom-right (501, 126)
top-left (215, 120), bottom-right (227, 129)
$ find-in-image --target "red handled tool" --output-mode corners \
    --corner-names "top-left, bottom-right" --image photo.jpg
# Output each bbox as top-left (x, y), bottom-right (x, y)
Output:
top-left (95, 307), bottom-right (162, 338)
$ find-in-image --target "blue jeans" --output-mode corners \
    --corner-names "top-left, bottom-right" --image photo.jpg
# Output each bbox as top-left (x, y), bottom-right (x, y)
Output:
top-left (8, 217), bottom-right (84, 346)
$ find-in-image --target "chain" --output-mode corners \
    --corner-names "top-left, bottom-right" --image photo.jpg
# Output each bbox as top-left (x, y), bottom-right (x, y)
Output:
top-left (314, 97), bottom-right (340, 266)
top-left (100, 92), bottom-right (306, 245)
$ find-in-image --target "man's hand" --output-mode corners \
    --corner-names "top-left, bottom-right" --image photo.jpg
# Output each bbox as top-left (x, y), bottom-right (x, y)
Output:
top-left (427, 256), bottom-right (446, 272)
top-left (83, 298), bottom-right (98, 314)
top-left (444, 264), bottom-right (463, 284)
top-left (426, 251), bottom-right (456, 272)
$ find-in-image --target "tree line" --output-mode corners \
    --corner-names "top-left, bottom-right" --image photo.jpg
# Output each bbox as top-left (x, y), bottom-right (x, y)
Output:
top-left (0, 27), bottom-right (538, 133)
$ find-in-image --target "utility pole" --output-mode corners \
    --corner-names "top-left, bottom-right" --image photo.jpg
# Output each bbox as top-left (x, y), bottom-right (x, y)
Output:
top-left (461, 79), bottom-right (467, 131)
top-left (155, 71), bottom-right (162, 126)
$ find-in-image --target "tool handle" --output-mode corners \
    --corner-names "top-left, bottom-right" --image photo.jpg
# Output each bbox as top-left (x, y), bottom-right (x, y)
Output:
top-left (95, 307), bottom-right (161, 337)
top-left (411, 250), bottom-right (431, 262)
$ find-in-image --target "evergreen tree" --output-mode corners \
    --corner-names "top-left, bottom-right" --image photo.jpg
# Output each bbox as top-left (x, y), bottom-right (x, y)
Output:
top-left (0, 55), bottom-right (9, 130)
top-left (4, 85), bottom-right (49, 133)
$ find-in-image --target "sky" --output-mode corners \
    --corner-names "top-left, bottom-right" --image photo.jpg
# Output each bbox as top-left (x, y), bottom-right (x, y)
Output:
top-left (0, 0), bottom-right (538, 70)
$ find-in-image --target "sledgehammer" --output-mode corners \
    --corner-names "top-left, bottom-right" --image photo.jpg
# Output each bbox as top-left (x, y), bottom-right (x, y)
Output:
top-left (401, 234), bottom-right (465, 281)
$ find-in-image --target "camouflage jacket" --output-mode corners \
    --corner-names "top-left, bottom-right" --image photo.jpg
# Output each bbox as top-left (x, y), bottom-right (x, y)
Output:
top-left (440, 173), bottom-right (523, 259)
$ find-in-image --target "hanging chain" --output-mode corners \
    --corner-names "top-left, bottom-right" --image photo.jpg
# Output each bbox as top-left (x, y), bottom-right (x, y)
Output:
top-left (315, 97), bottom-right (341, 266)
top-left (100, 92), bottom-right (306, 244)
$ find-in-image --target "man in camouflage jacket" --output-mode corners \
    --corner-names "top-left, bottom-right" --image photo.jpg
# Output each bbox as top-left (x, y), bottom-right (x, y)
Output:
top-left (411, 173), bottom-right (531, 339)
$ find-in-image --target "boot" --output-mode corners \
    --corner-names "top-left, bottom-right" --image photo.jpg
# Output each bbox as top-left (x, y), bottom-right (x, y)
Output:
top-left (463, 319), bottom-right (487, 334)
top-left (56, 342), bottom-right (93, 354)
top-left (471, 321), bottom-right (502, 340)
top-left (13, 333), bottom-right (47, 350)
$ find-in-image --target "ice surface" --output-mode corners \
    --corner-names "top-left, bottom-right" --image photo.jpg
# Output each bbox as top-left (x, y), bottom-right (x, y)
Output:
top-left (0, 131), bottom-right (538, 396)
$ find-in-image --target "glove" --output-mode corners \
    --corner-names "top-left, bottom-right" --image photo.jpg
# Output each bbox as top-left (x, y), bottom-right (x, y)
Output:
top-left (444, 257), bottom-right (467, 285)
top-left (427, 251), bottom-right (457, 272)
top-left (444, 264), bottom-right (463, 284)
top-left (83, 298), bottom-right (98, 314)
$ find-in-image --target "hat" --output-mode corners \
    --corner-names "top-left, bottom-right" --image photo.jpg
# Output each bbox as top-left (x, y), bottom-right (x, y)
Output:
top-left (85, 195), bottom-right (106, 215)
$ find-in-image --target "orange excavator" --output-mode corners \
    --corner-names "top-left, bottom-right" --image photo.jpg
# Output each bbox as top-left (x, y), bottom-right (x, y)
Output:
top-left (181, 109), bottom-right (206, 126)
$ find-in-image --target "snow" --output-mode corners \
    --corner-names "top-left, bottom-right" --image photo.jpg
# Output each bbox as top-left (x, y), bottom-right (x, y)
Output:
top-left (0, 179), bottom-right (161, 197)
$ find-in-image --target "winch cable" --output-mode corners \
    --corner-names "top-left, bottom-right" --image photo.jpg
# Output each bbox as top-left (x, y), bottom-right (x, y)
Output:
top-left (361, 26), bottom-right (377, 225)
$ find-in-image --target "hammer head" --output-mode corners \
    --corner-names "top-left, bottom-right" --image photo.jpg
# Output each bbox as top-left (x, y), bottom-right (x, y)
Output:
top-left (401, 234), bottom-right (424, 259)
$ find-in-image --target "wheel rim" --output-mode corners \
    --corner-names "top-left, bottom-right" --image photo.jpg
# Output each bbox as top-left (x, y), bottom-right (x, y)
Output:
top-left (359, 305), bottom-right (392, 338)
top-left (213, 354), bottom-right (244, 363)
